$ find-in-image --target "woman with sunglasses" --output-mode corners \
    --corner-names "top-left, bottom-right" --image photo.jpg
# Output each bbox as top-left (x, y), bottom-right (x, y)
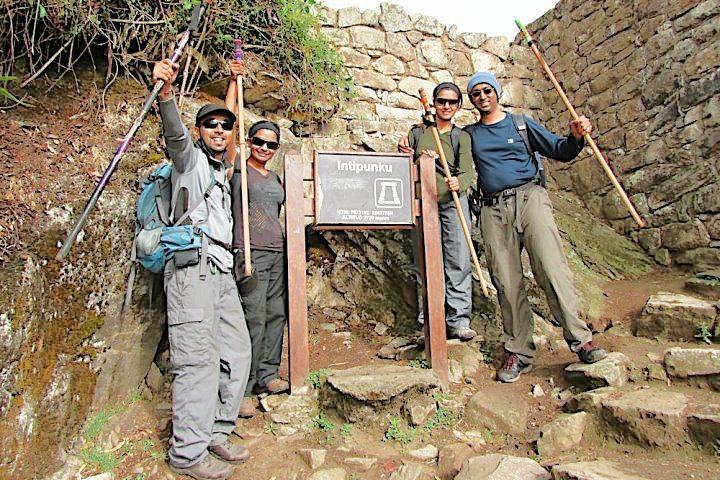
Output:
top-left (398, 82), bottom-right (477, 341)
top-left (225, 60), bottom-right (288, 418)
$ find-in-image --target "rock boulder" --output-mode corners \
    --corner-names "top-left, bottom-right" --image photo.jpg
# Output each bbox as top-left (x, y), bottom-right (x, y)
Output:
top-left (635, 292), bottom-right (717, 341)
top-left (454, 454), bottom-right (551, 480)
top-left (464, 384), bottom-right (529, 437)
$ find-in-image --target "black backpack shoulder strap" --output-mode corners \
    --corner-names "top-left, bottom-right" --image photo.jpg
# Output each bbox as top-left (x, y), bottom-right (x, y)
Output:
top-left (510, 113), bottom-right (546, 186)
top-left (510, 113), bottom-right (533, 157)
top-left (410, 124), bottom-right (423, 150)
top-left (450, 125), bottom-right (462, 170)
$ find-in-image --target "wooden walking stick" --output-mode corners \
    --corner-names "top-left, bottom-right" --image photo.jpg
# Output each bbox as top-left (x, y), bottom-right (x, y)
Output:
top-left (234, 39), bottom-right (252, 277)
top-left (418, 88), bottom-right (490, 297)
top-left (515, 19), bottom-right (645, 227)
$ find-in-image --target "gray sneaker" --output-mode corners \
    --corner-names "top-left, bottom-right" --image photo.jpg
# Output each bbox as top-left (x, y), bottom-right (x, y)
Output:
top-left (577, 341), bottom-right (607, 364)
top-left (497, 354), bottom-right (532, 383)
top-left (169, 454), bottom-right (232, 480)
top-left (209, 441), bottom-right (250, 464)
top-left (448, 326), bottom-right (477, 341)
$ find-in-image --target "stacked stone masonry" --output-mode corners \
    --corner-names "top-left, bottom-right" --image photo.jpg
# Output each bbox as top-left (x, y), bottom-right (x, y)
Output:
top-left (309, 3), bottom-right (539, 165)
top-left (520, 0), bottom-right (720, 270)
top-left (278, 1), bottom-right (720, 270)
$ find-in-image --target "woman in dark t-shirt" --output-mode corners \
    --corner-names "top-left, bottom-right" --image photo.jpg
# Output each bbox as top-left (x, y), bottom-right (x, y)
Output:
top-left (228, 118), bottom-right (288, 419)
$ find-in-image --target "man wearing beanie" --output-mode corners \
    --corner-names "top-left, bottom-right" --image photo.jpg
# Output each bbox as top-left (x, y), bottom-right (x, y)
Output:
top-left (153, 57), bottom-right (252, 479)
top-left (465, 71), bottom-right (607, 383)
top-left (399, 82), bottom-right (477, 341)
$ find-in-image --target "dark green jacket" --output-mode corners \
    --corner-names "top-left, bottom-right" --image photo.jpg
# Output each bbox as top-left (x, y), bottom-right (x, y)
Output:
top-left (407, 126), bottom-right (474, 204)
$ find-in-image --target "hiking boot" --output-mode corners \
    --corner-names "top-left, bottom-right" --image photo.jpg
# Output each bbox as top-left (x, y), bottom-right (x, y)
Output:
top-left (238, 397), bottom-right (255, 419)
top-left (577, 341), bottom-right (607, 364)
top-left (264, 378), bottom-right (290, 394)
top-left (447, 326), bottom-right (477, 341)
top-left (209, 441), bottom-right (250, 464)
top-left (497, 353), bottom-right (532, 383)
top-left (169, 454), bottom-right (231, 480)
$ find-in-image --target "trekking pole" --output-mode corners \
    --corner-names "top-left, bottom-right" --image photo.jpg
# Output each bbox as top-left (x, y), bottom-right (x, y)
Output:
top-left (234, 39), bottom-right (252, 277)
top-left (515, 19), bottom-right (645, 228)
top-left (418, 88), bottom-right (490, 298)
top-left (56, 0), bottom-right (213, 261)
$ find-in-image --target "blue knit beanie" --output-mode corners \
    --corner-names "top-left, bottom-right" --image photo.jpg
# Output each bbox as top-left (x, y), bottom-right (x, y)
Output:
top-left (467, 71), bottom-right (502, 98)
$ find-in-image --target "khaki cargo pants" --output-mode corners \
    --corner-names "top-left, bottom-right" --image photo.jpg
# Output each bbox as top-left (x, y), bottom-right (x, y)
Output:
top-left (480, 184), bottom-right (592, 364)
top-left (164, 260), bottom-right (251, 468)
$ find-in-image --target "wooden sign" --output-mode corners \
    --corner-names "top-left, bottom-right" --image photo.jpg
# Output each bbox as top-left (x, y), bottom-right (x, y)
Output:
top-left (285, 151), bottom-right (449, 392)
top-left (314, 151), bottom-right (414, 227)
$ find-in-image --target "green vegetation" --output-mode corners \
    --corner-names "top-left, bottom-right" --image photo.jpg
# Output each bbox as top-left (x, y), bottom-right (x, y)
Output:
top-left (129, 388), bottom-right (145, 404)
top-left (432, 392), bottom-right (451, 402)
top-left (138, 438), bottom-right (155, 451)
top-left (0, 76), bottom-right (28, 106)
top-left (79, 445), bottom-right (119, 473)
top-left (421, 406), bottom-right (456, 431)
top-left (1, 0), bottom-right (352, 121)
top-left (383, 417), bottom-right (416, 446)
top-left (307, 368), bottom-right (330, 388)
top-left (265, 421), bottom-right (278, 436)
top-left (122, 475), bottom-right (148, 480)
top-left (339, 423), bottom-right (353, 439)
top-left (408, 358), bottom-right (429, 369)
top-left (479, 343), bottom-right (495, 364)
top-left (696, 321), bottom-right (713, 344)
top-left (82, 407), bottom-right (123, 442)
top-left (311, 411), bottom-right (335, 432)
top-left (149, 450), bottom-right (168, 461)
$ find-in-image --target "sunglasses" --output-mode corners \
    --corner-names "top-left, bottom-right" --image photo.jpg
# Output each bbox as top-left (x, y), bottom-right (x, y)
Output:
top-left (250, 136), bottom-right (279, 150)
top-left (200, 118), bottom-right (234, 131)
top-left (435, 98), bottom-right (460, 107)
top-left (470, 87), bottom-right (495, 99)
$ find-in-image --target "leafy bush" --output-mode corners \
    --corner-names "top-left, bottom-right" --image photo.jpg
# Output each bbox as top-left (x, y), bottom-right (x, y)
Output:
top-left (1, 0), bottom-right (352, 121)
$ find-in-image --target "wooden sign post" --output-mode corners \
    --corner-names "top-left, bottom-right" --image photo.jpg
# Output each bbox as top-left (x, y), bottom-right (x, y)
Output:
top-left (284, 150), bottom-right (449, 392)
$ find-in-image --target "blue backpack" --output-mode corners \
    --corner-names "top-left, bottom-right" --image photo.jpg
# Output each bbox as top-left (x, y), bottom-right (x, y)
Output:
top-left (123, 162), bottom-right (216, 309)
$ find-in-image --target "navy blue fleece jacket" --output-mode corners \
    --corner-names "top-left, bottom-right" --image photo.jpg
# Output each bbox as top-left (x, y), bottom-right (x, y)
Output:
top-left (466, 114), bottom-right (584, 194)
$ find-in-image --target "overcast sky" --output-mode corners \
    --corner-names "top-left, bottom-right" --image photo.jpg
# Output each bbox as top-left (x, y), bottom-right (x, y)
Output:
top-left (322, 0), bottom-right (559, 40)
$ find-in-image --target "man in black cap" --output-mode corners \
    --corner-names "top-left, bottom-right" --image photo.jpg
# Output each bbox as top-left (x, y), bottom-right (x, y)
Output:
top-left (398, 82), bottom-right (477, 340)
top-left (153, 58), bottom-right (252, 480)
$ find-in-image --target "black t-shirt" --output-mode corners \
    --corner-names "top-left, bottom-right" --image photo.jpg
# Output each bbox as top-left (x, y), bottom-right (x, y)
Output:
top-left (231, 165), bottom-right (285, 252)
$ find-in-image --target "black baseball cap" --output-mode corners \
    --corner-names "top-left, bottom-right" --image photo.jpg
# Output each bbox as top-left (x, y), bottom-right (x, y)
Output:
top-left (195, 103), bottom-right (236, 126)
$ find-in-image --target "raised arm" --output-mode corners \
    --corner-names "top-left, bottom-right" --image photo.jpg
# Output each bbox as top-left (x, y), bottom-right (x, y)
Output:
top-left (153, 58), bottom-right (196, 173)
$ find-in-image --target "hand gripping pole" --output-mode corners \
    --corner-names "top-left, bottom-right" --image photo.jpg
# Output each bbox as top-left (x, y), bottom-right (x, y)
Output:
top-left (515, 19), bottom-right (645, 227)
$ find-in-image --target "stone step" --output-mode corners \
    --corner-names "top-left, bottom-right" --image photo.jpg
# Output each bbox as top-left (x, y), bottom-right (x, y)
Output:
top-left (564, 352), bottom-right (636, 391)
top-left (551, 460), bottom-right (650, 480)
top-left (635, 292), bottom-right (718, 341)
top-left (320, 365), bottom-right (440, 422)
top-left (569, 386), bottom-right (720, 450)
top-left (454, 454), bottom-right (550, 480)
top-left (664, 346), bottom-right (720, 391)
top-left (464, 383), bottom-right (529, 437)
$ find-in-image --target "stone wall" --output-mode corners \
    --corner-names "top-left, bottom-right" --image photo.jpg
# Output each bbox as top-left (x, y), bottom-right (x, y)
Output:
top-left (518, 0), bottom-right (720, 270)
top-left (275, 3), bottom-right (540, 154)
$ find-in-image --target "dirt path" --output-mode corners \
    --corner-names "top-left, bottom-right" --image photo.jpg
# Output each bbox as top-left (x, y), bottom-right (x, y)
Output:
top-left (598, 269), bottom-right (691, 329)
top-left (103, 268), bottom-right (720, 480)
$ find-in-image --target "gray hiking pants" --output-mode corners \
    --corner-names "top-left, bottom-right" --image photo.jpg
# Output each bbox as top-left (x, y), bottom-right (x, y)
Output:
top-left (413, 196), bottom-right (472, 329)
top-left (238, 250), bottom-right (287, 396)
top-left (480, 184), bottom-right (592, 364)
top-left (164, 260), bottom-right (251, 468)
